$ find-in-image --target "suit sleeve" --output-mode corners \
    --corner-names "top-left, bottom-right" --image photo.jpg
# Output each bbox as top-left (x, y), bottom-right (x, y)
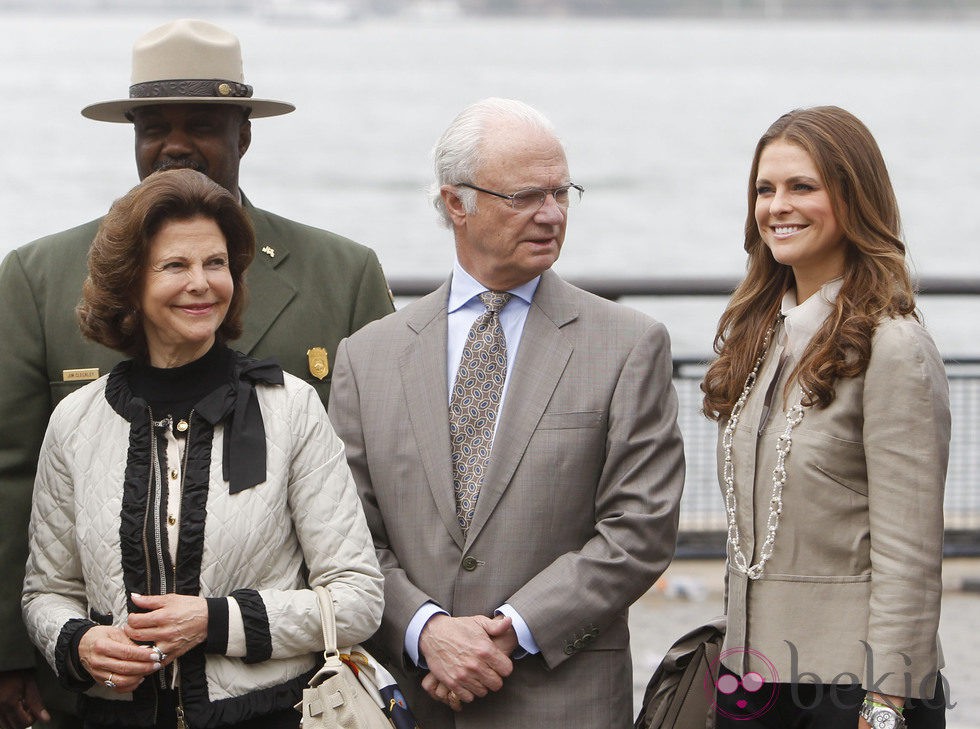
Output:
top-left (329, 339), bottom-right (434, 667)
top-left (0, 250), bottom-right (51, 671)
top-left (507, 322), bottom-right (686, 668)
top-left (862, 320), bottom-right (948, 697)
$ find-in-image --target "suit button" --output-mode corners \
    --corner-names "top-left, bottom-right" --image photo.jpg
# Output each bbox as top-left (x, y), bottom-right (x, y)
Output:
top-left (563, 644), bottom-right (575, 655)
top-left (461, 556), bottom-right (478, 571)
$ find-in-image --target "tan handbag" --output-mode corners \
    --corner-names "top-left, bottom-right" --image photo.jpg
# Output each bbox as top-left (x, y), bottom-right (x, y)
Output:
top-left (634, 616), bottom-right (726, 729)
top-left (298, 586), bottom-right (394, 729)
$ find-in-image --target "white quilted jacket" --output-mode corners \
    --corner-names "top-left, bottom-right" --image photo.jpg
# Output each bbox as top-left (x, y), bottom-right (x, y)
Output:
top-left (22, 359), bottom-right (383, 727)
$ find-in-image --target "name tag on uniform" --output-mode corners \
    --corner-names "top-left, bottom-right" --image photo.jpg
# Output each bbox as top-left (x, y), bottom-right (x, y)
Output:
top-left (62, 368), bottom-right (100, 382)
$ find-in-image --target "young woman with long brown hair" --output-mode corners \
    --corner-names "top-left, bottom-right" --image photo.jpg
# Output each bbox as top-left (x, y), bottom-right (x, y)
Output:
top-left (702, 106), bottom-right (948, 728)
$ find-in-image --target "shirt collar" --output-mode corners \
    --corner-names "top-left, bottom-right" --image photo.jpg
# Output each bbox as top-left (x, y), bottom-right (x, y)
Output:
top-left (448, 259), bottom-right (539, 313)
top-left (780, 277), bottom-right (843, 356)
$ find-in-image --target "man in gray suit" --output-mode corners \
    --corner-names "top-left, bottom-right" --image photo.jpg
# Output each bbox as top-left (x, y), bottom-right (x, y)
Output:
top-left (0, 20), bottom-right (393, 729)
top-left (328, 98), bottom-right (685, 728)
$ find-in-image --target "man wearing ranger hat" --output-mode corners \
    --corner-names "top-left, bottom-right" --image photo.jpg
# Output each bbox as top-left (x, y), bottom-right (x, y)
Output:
top-left (0, 19), bottom-right (394, 729)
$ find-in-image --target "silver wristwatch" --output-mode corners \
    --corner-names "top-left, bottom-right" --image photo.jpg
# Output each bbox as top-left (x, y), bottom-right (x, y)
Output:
top-left (860, 696), bottom-right (906, 729)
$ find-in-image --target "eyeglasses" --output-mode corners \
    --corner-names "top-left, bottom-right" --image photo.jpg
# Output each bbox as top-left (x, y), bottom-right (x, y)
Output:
top-left (456, 182), bottom-right (585, 212)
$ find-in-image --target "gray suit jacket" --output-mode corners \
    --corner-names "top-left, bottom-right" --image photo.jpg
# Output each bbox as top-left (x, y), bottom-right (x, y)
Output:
top-left (720, 316), bottom-right (949, 699)
top-left (0, 196), bottom-right (393, 709)
top-left (329, 270), bottom-right (685, 728)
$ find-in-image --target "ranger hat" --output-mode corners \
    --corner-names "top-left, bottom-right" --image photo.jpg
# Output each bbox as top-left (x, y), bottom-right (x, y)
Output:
top-left (82, 19), bottom-right (295, 122)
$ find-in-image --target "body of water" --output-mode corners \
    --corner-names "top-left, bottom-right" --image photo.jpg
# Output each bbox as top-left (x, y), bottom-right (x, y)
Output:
top-left (3, 13), bottom-right (978, 723)
top-left (1, 10), bottom-right (978, 355)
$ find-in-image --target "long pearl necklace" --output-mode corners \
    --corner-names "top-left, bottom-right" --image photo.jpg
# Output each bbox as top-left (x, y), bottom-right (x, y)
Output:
top-left (722, 324), bottom-right (806, 580)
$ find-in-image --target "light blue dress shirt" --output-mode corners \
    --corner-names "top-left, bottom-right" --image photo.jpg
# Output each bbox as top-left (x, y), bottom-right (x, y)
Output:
top-left (404, 260), bottom-right (542, 667)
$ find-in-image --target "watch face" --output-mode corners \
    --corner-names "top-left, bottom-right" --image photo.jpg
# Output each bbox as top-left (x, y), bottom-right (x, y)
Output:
top-left (871, 708), bottom-right (898, 729)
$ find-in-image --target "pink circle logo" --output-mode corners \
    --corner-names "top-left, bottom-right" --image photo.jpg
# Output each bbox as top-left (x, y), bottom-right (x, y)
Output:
top-left (707, 647), bottom-right (780, 721)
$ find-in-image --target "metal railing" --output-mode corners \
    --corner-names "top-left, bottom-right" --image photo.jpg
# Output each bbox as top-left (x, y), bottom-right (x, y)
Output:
top-left (389, 275), bottom-right (980, 299)
top-left (388, 275), bottom-right (980, 557)
top-left (670, 357), bottom-right (980, 558)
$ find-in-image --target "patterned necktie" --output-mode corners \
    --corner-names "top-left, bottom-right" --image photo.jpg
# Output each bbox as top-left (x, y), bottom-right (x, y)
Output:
top-left (450, 290), bottom-right (512, 532)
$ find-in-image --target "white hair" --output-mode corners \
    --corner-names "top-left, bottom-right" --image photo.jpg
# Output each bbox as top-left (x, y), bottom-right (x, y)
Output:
top-left (430, 97), bottom-right (558, 227)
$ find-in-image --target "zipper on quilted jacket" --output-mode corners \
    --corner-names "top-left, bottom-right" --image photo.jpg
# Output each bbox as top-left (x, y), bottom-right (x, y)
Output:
top-left (146, 410), bottom-right (172, 693)
top-left (176, 674), bottom-right (187, 729)
top-left (149, 413), bottom-right (170, 596)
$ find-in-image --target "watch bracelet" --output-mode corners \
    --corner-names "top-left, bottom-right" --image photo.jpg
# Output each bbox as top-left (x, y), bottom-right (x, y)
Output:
top-left (867, 698), bottom-right (905, 714)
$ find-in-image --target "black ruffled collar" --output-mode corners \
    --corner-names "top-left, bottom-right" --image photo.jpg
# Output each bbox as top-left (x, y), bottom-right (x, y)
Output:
top-left (105, 348), bottom-right (284, 494)
top-left (127, 342), bottom-right (233, 432)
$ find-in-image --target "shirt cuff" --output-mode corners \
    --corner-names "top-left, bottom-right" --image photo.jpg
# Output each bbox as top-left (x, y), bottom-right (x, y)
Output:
top-left (405, 602), bottom-right (448, 668)
top-left (226, 596), bottom-right (246, 657)
top-left (496, 603), bottom-right (539, 658)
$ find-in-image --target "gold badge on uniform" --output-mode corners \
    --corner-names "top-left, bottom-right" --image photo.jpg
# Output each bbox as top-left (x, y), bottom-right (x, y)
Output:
top-left (307, 347), bottom-right (329, 380)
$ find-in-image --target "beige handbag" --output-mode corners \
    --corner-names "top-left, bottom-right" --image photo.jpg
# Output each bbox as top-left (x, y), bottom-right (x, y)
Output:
top-left (298, 586), bottom-right (393, 729)
top-left (634, 616), bottom-right (726, 729)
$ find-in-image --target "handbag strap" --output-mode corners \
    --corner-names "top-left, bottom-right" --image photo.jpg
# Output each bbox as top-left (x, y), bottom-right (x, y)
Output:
top-left (313, 585), bottom-right (342, 664)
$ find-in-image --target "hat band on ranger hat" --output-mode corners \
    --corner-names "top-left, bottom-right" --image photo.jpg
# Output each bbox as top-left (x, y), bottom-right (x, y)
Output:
top-left (129, 79), bottom-right (253, 100)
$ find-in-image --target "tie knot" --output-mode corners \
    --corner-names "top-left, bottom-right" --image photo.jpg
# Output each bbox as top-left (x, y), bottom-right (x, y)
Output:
top-left (480, 290), bottom-right (511, 314)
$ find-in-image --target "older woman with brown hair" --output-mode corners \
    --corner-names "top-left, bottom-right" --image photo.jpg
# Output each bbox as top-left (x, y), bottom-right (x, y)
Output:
top-left (22, 168), bottom-right (383, 729)
top-left (702, 107), bottom-right (949, 728)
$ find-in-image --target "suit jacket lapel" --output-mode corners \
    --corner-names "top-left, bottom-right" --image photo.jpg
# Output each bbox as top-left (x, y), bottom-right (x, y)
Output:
top-left (237, 197), bottom-right (297, 355)
top-left (399, 279), bottom-right (465, 548)
top-left (465, 271), bottom-right (577, 544)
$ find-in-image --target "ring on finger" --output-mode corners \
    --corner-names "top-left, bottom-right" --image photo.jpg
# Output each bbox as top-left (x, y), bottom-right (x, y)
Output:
top-left (151, 646), bottom-right (167, 663)
top-left (448, 690), bottom-right (459, 703)
top-left (104, 673), bottom-right (116, 689)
